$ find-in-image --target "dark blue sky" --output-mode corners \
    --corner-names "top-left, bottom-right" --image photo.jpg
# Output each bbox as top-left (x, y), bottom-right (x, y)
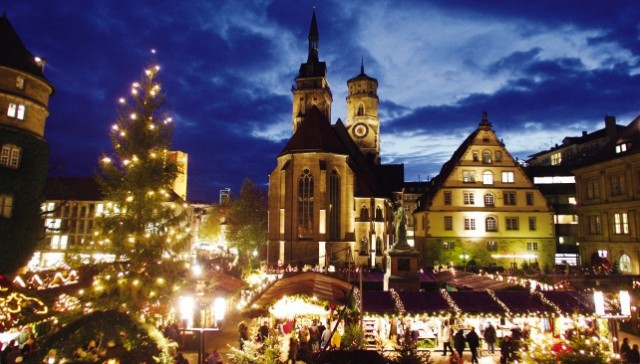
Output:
top-left (5, 1), bottom-right (640, 202)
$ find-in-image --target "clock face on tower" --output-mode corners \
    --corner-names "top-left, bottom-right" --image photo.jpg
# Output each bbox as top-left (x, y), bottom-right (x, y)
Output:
top-left (353, 122), bottom-right (368, 138)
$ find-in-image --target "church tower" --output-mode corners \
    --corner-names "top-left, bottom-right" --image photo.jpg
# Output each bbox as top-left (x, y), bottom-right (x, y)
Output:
top-left (345, 61), bottom-right (380, 164)
top-left (291, 11), bottom-right (332, 133)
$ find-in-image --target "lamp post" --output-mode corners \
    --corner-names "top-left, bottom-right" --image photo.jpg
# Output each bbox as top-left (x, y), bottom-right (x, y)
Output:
top-left (460, 252), bottom-right (470, 271)
top-left (593, 290), bottom-right (631, 354)
top-left (179, 295), bottom-right (226, 363)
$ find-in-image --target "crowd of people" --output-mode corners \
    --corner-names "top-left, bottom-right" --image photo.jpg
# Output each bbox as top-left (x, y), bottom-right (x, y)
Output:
top-left (0, 327), bottom-right (37, 364)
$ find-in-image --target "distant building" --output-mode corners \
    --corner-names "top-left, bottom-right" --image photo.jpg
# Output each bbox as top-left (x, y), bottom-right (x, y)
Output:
top-left (0, 13), bottom-right (55, 274)
top-left (166, 150), bottom-right (188, 201)
top-left (574, 116), bottom-right (640, 274)
top-left (219, 188), bottom-right (231, 205)
top-left (267, 11), bottom-right (403, 269)
top-left (414, 112), bottom-right (556, 269)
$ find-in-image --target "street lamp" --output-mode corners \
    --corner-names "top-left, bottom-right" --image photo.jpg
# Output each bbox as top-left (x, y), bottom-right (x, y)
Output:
top-left (459, 252), bottom-right (470, 271)
top-left (178, 296), bottom-right (226, 364)
top-left (593, 290), bottom-right (631, 354)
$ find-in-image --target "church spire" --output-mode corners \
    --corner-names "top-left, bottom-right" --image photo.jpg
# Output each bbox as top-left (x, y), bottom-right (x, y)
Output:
top-left (307, 11), bottom-right (319, 63)
top-left (361, 54), bottom-right (364, 74)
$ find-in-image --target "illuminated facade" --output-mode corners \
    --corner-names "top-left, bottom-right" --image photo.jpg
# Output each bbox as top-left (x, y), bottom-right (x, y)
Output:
top-left (267, 11), bottom-right (403, 268)
top-left (574, 116), bottom-right (640, 274)
top-left (166, 150), bottom-right (188, 201)
top-left (413, 113), bottom-right (555, 269)
top-left (0, 13), bottom-right (54, 274)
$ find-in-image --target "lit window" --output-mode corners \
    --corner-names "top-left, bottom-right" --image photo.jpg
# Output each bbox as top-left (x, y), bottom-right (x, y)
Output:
top-left (1, 145), bottom-right (21, 169)
top-left (463, 192), bottom-right (475, 205)
top-left (616, 143), bottom-right (627, 154)
top-left (487, 241), bottom-right (498, 251)
top-left (444, 241), bottom-right (455, 250)
top-left (505, 217), bottom-right (519, 230)
top-left (0, 195), bottom-right (13, 218)
top-left (614, 213), bottom-right (629, 234)
top-left (501, 171), bottom-right (515, 183)
top-left (464, 218), bottom-right (476, 230)
top-left (551, 152), bottom-right (562, 165)
top-left (482, 150), bottom-right (492, 164)
top-left (485, 217), bottom-right (497, 232)
top-left (7, 103), bottom-right (17, 118)
top-left (568, 197), bottom-right (576, 205)
top-left (526, 242), bottom-right (538, 251)
top-left (482, 171), bottom-right (493, 185)
top-left (17, 105), bottom-right (25, 120)
top-left (503, 192), bottom-right (516, 205)
top-left (444, 216), bottom-right (453, 231)
top-left (16, 76), bottom-right (25, 89)
top-left (598, 249), bottom-right (607, 258)
top-left (529, 217), bottom-right (536, 231)
top-left (463, 171), bottom-right (475, 183)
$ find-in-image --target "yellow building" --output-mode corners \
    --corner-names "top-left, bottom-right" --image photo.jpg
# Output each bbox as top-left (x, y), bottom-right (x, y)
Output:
top-left (166, 150), bottom-right (188, 201)
top-left (574, 116), bottom-right (640, 274)
top-left (413, 113), bottom-right (555, 269)
top-left (267, 11), bottom-right (403, 268)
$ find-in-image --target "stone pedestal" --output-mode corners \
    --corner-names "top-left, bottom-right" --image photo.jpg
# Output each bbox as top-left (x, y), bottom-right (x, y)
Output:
top-left (383, 245), bottom-right (420, 292)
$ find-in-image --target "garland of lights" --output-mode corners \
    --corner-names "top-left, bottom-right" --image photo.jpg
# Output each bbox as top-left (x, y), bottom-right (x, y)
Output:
top-left (439, 289), bottom-right (461, 315)
top-left (353, 287), bottom-right (362, 312)
top-left (534, 290), bottom-right (561, 314)
top-left (389, 289), bottom-right (405, 315)
top-left (486, 289), bottom-right (511, 316)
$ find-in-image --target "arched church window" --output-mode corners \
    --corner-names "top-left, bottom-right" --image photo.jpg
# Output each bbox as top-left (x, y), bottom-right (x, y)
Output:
top-left (297, 168), bottom-right (314, 238)
top-left (360, 206), bottom-right (369, 221)
top-left (357, 104), bottom-right (364, 116)
top-left (360, 236), bottom-right (368, 255)
top-left (619, 254), bottom-right (632, 274)
top-left (375, 206), bottom-right (383, 221)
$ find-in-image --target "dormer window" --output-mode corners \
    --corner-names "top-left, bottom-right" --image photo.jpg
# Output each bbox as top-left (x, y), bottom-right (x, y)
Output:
top-left (616, 143), bottom-right (627, 154)
top-left (16, 76), bottom-right (25, 90)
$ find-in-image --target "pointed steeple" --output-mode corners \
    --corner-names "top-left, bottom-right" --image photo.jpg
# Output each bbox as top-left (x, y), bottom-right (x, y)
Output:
top-left (360, 54), bottom-right (364, 75)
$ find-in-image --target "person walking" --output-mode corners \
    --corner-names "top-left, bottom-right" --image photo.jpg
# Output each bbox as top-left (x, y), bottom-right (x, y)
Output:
top-left (628, 344), bottom-right (640, 364)
top-left (466, 326), bottom-right (480, 364)
top-left (622, 337), bottom-right (632, 363)
top-left (453, 328), bottom-right (466, 359)
top-left (483, 322), bottom-right (496, 354)
top-left (500, 335), bottom-right (512, 364)
top-left (440, 322), bottom-right (454, 356)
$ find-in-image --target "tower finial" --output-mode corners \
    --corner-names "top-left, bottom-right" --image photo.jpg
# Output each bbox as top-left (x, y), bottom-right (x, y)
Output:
top-left (361, 54), bottom-right (364, 74)
top-left (479, 110), bottom-right (492, 127)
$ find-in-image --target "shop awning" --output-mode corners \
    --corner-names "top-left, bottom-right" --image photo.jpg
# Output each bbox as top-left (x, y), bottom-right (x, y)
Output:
top-left (252, 272), bottom-right (353, 308)
top-left (397, 291), bottom-right (450, 314)
top-left (540, 291), bottom-right (594, 315)
top-left (494, 291), bottom-right (554, 314)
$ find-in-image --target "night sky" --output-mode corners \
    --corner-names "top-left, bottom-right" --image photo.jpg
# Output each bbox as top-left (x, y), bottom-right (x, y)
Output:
top-left (5, 1), bottom-right (640, 202)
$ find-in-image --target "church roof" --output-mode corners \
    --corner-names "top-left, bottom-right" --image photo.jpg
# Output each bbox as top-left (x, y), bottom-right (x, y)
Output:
top-left (347, 63), bottom-right (378, 84)
top-left (279, 106), bottom-right (350, 156)
top-left (0, 13), bottom-right (50, 83)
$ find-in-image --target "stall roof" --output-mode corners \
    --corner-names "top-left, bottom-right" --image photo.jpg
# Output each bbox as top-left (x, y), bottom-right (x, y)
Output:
top-left (494, 291), bottom-right (554, 314)
top-left (540, 291), bottom-right (594, 315)
top-left (449, 291), bottom-right (505, 314)
top-left (398, 291), bottom-right (450, 313)
top-left (362, 291), bottom-right (395, 313)
top-left (252, 272), bottom-right (353, 308)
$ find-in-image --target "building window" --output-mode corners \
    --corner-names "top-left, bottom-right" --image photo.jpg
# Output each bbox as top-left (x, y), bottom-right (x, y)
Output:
top-left (495, 151), bottom-right (502, 162)
top-left (568, 197), bottom-right (577, 205)
top-left (529, 217), bottom-right (536, 231)
top-left (0, 145), bottom-right (21, 169)
top-left (551, 152), bottom-right (562, 165)
top-left (484, 193), bottom-right (495, 207)
top-left (526, 242), bottom-right (538, 251)
top-left (329, 171), bottom-right (340, 240)
top-left (487, 241), bottom-right (498, 251)
top-left (610, 174), bottom-right (626, 196)
top-left (506, 217), bottom-right (519, 230)
top-left (482, 171), bottom-right (493, 185)
top-left (526, 192), bottom-right (534, 206)
top-left (485, 216), bottom-right (497, 232)
top-left (297, 168), bottom-right (314, 238)
top-left (463, 192), bottom-right (475, 205)
top-left (472, 151), bottom-right (479, 162)
top-left (7, 103), bottom-right (26, 120)
top-left (16, 76), bottom-right (25, 89)
top-left (443, 241), bottom-right (455, 250)
top-left (586, 179), bottom-right (600, 199)
top-left (375, 206), bottom-right (382, 221)
top-left (614, 213), bottom-right (629, 235)
top-left (598, 249), bottom-right (608, 258)
top-left (503, 192), bottom-right (516, 205)
top-left (482, 150), bottom-right (492, 164)
top-left (444, 216), bottom-right (453, 231)
top-left (357, 104), bottom-right (364, 116)
top-left (501, 171), bottom-right (515, 183)
top-left (616, 143), bottom-right (627, 154)
top-left (444, 191), bottom-right (452, 205)
top-left (0, 195), bottom-right (13, 218)
top-left (464, 218), bottom-right (476, 230)
top-left (463, 171), bottom-right (475, 183)
top-left (588, 215), bottom-right (602, 235)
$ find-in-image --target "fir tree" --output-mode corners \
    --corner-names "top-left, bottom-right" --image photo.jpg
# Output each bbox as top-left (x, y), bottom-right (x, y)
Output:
top-left (93, 58), bottom-right (191, 311)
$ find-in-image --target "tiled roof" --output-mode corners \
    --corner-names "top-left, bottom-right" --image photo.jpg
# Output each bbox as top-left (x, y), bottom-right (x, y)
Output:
top-left (0, 13), bottom-right (50, 82)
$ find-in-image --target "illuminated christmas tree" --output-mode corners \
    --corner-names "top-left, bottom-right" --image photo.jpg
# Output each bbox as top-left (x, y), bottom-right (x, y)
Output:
top-left (93, 54), bottom-right (191, 312)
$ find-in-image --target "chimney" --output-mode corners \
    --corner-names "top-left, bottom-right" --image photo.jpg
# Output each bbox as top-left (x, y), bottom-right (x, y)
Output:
top-left (605, 115), bottom-right (617, 140)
